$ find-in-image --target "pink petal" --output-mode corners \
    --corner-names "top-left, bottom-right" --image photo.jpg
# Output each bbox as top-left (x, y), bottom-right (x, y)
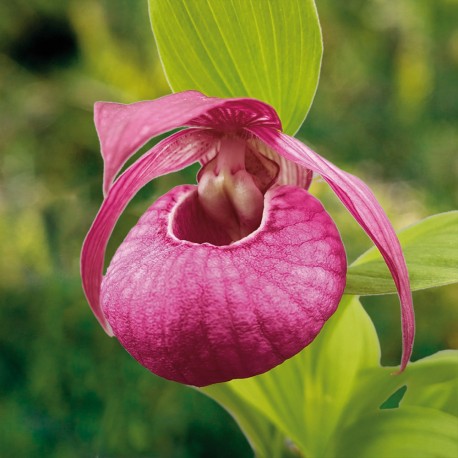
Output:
top-left (81, 129), bottom-right (218, 333)
top-left (250, 127), bottom-right (415, 371)
top-left (101, 184), bottom-right (347, 386)
top-left (95, 91), bottom-right (281, 195)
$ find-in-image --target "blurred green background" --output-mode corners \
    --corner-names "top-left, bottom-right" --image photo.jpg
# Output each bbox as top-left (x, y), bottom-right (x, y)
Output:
top-left (0, 0), bottom-right (456, 456)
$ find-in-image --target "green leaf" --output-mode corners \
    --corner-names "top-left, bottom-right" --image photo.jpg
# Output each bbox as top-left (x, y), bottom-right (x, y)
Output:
top-left (366, 351), bottom-right (458, 419)
top-left (200, 383), bottom-right (287, 458)
top-left (346, 211), bottom-right (458, 295)
top-left (335, 406), bottom-right (458, 458)
top-left (149, 0), bottom-right (323, 134)
top-left (399, 351), bottom-right (458, 417)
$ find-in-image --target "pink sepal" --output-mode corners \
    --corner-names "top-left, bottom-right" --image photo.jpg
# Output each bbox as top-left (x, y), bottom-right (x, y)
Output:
top-left (81, 129), bottom-right (217, 333)
top-left (95, 91), bottom-right (281, 195)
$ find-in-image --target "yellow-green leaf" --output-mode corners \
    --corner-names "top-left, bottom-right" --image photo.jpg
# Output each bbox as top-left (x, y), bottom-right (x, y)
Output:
top-left (335, 407), bottom-right (458, 458)
top-left (149, 0), bottom-right (322, 134)
top-left (346, 211), bottom-right (458, 295)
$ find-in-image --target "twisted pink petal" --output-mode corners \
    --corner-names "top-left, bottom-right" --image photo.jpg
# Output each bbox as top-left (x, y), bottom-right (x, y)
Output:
top-left (81, 129), bottom-right (218, 332)
top-left (250, 126), bottom-right (415, 370)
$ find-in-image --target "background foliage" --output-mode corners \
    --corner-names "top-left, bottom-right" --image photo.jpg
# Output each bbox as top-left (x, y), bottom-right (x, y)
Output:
top-left (0, 0), bottom-right (456, 456)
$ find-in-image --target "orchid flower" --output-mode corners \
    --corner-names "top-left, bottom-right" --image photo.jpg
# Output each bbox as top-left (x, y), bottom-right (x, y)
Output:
top-left (81, 91), bottom-right (414, 387)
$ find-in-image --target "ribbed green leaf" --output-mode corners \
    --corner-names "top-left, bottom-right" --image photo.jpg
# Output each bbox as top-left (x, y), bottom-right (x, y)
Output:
top-left (346, 211), bottom-right (458, 295)
top-left (149, 0), bottom-right (322, 134)
top-left (335, 407), bottom-right (458, 458)
top-left (200, 383), bottom-right (287, 458)
top-left (399, 351), bottom-right (458, 417)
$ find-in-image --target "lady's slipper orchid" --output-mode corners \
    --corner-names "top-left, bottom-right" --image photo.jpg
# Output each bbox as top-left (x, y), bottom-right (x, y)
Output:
top-left (81, 91), bottom-right (415, 387)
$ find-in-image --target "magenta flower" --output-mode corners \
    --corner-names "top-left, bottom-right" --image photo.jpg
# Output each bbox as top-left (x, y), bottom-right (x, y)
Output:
top-left (81, 91), bottom-right (414, 387)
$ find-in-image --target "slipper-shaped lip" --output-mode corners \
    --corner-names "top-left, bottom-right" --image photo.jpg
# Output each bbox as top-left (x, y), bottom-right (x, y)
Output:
top-left (101, 184), bottom-right (347, 386)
